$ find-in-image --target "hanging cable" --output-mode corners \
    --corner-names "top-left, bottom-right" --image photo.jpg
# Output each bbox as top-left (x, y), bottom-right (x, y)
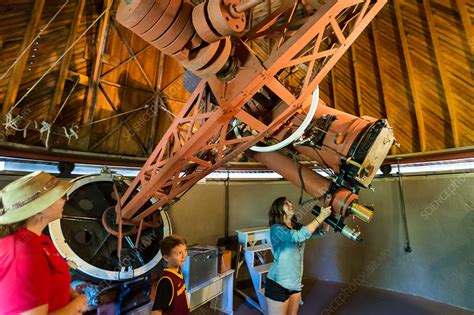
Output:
top-left (77, 104), bottom-right (150, 128)
top-left (291, 152), bottom-right (305, 206)
top-left (8, 2), bottom-right (113, 113)
top-left (311, 147), bottom-right (336, 177)
top-left (0, 0), bottom-right (70, 81)
top-left (224, 170), bottom-right (230, 241)
top-left (52, 77), bottom-right (80, 125)
top-left (397, 159), bottom-right (412, 253)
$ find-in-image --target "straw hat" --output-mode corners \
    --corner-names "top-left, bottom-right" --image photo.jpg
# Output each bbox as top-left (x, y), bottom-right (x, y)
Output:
top-left (0, 171), bottom-right (74, 224)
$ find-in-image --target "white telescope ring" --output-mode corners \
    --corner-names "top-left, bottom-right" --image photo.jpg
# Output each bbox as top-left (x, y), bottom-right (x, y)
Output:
top-left (233, 85), bottom-right (319, 152)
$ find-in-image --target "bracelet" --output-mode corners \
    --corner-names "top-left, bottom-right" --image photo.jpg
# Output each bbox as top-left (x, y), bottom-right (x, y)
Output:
top-left (315, 217), bottom-right (321, 225)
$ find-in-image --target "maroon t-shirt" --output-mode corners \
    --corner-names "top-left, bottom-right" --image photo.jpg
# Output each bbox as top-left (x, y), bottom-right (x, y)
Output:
top-left (152, 268), bottom-right (190, 315)
top-left (0, 228), bottom-right (71, 314)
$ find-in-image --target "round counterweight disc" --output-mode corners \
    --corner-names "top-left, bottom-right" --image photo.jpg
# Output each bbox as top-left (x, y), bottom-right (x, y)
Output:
top-left (208, 0), bottom-right (245, 35)
top-left (192, 2), bottom-right (223, 43)
top-left (116, 0), bottom-right (155, 29)
top-left (140, 0), bottom-right (182, 42)
top-left (193, 37), bottom-right (232, 77)
top-left (151, 2), bottom-right (193, 49)
top-left (160, 19), bottom-right (195, 56)
top-left (180, 40), bottom-right (221, 71)
top-left (131, 0), bottom-right (172, 34)
top-left (48, 173), bottom-right (172, 281)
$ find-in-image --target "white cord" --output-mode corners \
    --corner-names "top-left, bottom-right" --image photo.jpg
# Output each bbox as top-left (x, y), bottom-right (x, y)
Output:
top-left (233, 85), bottom-right (320, 152)
top-left (52, 78), bottom-right (80, 125)
top-left (63, 123), bottom-right (79, 145)
top-left (39, 120), bottom-right (51, 147)
top-left (0, 0), bottom-right (70, 81)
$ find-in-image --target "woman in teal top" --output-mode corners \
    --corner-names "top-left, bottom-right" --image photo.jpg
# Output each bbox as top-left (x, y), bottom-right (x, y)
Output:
top-left (265, 197), bottom-right (332, 315)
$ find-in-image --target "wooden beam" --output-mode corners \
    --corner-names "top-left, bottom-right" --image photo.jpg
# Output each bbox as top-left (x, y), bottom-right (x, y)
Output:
top-left (100, 79), bottom-right (155, 96)
top-left (330, 68), bottom-right (338, 109)
top-left (110, 19), bottom-right (155, 92)
top-left (422, 0), bottom-right (459, 147)
top-left (371, 21), bottom-right (397, 155)
top-left (48, 0), bottom-right (86, 121)
top-left (2, 0), bottom-right (45, 114)
top-left (82, 0), bottom-right (111, 150)
top-left (455, 0), bottom-right (474, 54)
top-left (99, 83), bottom-right (149, 155)
top-left (0, 142), bottom-right (147, 166)
top-left (393, 0), bottom-right (426, 152)
top-left (101, 45), bottom-right (153, 78)
top-left (350, 45), bottom-right (363, 116)
top-left (101, 53), bottom-right (121, 67)
top-left (67, 70), bottom-right (89, 85)
top-left (89, 97), bottom-right (154, 152)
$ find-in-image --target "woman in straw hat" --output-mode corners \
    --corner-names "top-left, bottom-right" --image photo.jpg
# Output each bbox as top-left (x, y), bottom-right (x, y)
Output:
top-left (0, 171), bottom-right (89, 314)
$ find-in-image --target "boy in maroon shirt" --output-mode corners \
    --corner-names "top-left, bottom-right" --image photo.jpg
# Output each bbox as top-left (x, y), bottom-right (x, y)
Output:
top-left (152, 235), bottom-right (190, 315)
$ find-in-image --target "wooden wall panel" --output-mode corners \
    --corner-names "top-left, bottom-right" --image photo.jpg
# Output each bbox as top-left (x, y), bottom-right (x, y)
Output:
top-left (431, 0), bottom-right (474, 148)
top-left (373, 4), bottom-right (419, 153)
top-left (401, 1), bottom-right (452, 151)
top-left (318, 75), bottom-right (333, 108)
top-left (332, 48), bottom-right (357, 116)
top-left (352, 27), bottom-right (386, 119)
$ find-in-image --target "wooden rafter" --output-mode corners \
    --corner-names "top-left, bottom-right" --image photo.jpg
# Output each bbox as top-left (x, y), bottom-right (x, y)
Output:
top-left (371, 21), bottom-right (397, 154)
top-left (101, 45), bottom-right (153, 78)
top-left (2, 0), bottom-right (45, 114)
top-left (393, 0), bottom-right (426, 152)
top-left (67, 71), bottom-right (89, 86)
top-left (47, 0), bottom-right (86, 122)
top-left (100, 79), bottom-right (154, 96)
top-left (455, 0), bottom-right (474, 54)
top-left (422, 0), bottom-right (459, 147)
top-left (82, 0), bottom-right (111, 150)
top-left (90, 96), bottom-right (155, 152)
top-left (350, 45), bottom-right (363, 116)
top-left (99, 83), bottom-right (148, 155)
top-left (330, 69), bottom-right (338, 109)
top-left (110, 19), bottom-right (155, 92)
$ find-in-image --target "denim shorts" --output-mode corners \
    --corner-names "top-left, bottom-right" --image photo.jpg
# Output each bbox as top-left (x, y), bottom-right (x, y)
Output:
top-left (264, 278), bottom-right (301, 302)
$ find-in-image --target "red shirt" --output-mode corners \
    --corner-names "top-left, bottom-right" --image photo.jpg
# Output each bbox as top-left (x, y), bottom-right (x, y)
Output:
top-left (0, 228), bottom-right (71, 314)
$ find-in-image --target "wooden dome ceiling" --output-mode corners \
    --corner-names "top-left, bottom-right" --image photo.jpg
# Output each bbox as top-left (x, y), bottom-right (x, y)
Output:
top-left (0, 0), bottom-right (472, 165)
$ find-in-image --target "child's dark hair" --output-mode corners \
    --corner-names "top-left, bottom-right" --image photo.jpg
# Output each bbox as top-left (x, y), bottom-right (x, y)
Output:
top-left (160, 235), bottom-right (187, 256)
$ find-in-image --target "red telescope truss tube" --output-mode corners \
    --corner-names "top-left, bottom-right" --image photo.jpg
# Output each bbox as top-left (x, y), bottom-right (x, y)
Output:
top-left (108, 0), bottom-right (394, 250)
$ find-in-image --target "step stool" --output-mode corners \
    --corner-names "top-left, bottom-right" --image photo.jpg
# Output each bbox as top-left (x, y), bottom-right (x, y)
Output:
top-left (235, 226), bottom-right (273, 314)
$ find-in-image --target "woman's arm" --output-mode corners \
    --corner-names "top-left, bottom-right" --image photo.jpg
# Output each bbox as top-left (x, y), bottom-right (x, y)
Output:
top-left (70, 288), bottom-right (80, 299)
top-left (151, 311), bottom-right (163, 315)
top-left (272, 207), bottom-right (332, 244)
top-left (20, 304), bottom-right (48, 315)
top-left (49, 295), bottom-right (88, 315)
top-left (19, 295), bottom-right (87, 315)
top-left (305, 206), bottom-right (332, 234)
